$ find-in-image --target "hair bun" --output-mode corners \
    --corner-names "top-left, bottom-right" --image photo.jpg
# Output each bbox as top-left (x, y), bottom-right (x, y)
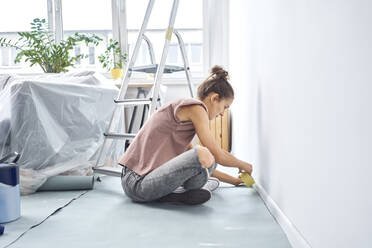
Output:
top-left (210, 65), bottom-right (229, 80)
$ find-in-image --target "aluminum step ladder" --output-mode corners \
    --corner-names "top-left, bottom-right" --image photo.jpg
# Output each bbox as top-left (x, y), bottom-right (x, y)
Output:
top-left (93, 0), bottom-right (195, 177)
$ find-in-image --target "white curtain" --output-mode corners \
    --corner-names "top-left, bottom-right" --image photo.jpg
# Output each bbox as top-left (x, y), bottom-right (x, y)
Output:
top-left (112, 0), bottom-right (128, 58)
top-left (203, 0), bottom-right (229, 75)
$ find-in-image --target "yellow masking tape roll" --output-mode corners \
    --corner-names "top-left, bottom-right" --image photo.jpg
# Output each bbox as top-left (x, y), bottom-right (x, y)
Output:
top-left (165, 28), bottom-right (173, 41)
top-left (240, 172), bottom-right (255, 187)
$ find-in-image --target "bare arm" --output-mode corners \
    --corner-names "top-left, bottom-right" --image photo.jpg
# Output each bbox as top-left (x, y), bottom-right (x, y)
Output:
top-left (188, 105), bottom-right (253, 174)
top-left (211, 169), bottom-right (243, 186)
top-left (187, 135), bottom-right (241, 185)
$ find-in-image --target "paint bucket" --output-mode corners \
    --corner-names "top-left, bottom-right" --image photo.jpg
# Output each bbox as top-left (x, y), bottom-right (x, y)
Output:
top-left (0, 152), bottom-right (21, 223)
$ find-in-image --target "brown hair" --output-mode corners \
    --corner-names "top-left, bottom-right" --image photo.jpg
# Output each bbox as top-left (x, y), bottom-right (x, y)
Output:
top-left (197, 65), bottom-right (234, 101)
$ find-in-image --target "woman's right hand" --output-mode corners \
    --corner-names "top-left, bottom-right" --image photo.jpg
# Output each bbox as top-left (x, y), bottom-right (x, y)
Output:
top-left (239, 162), bottom-right (253, 175)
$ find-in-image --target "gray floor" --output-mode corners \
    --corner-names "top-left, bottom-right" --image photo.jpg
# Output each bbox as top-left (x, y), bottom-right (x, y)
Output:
top-left (1, 176), bottom-right (292, 248)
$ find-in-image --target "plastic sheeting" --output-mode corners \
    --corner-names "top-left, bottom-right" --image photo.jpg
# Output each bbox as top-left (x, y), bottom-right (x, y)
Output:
top-left (0, 73), bottom-right (125, 194)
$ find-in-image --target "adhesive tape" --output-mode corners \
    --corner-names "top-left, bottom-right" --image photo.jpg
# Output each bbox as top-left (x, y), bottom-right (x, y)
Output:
top-left (165, 28), bottom-right (173, 41)
top-left (240, 172), bottom-right (255, 187)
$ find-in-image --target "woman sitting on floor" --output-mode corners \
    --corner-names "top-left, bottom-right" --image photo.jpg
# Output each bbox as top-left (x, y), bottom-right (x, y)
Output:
top-left (119, 65), bottom-right (253, 205)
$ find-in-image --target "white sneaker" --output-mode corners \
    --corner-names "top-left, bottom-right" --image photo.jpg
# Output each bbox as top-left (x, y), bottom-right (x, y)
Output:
top-left (173, 177), bottom-right (220, 193)
top-left (173, 186), bottom-right (187, 193)
top-left (203, 177), bottom-right (220, 192)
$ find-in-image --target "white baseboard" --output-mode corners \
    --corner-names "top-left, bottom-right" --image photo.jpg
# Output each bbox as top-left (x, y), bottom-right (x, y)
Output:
top-left (253, 183), bottom-right (312, 248)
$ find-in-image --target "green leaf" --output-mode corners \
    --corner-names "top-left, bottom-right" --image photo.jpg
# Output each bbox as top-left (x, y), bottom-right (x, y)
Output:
top-left (0, 17), bottom-right (102, 73)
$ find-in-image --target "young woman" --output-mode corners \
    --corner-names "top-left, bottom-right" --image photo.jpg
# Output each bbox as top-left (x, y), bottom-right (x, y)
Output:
top-left (119, 65), bottom-right (253, 205)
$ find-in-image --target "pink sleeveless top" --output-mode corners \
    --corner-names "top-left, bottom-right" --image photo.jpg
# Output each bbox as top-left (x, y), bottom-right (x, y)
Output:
top-left (118, 98), bottom-right (208, 176)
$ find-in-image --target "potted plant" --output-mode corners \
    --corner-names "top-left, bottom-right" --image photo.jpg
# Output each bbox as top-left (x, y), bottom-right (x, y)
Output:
top-left (0, 18), bottom-right (102, 73)
top-left (98, 39), bottom-right (128, 79)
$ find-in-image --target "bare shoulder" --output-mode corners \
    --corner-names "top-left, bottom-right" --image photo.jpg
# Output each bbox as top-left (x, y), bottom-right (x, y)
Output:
top-left (176, 104), bottom-right (208, 123)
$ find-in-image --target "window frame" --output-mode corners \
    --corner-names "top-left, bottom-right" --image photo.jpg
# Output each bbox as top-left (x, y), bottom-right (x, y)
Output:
top-left (0, 0), bottom-right (229, 84)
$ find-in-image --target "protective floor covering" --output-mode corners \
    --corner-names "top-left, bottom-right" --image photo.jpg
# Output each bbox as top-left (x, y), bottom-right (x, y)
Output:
top-left (1, 176), bottom-right (292, 248)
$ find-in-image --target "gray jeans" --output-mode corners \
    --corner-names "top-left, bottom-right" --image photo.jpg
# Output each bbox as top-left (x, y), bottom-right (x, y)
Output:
top-left (121, 148), bottom-right (217, 202)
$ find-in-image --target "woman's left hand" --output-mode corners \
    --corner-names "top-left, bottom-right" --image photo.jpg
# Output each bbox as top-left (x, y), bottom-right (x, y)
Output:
top-left (233, 176), bottom-right (244, 186)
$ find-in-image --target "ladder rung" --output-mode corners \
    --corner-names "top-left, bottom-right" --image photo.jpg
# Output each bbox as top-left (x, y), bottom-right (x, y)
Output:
top-left (130, 64), bottom-right (185, 74)
top-left (114, 99), bottom-right (152, 106)
top-left (95, 0), bottom-right (194, 175)
top-left (93, 166), bottom-right (122, 177)
top-left (104, 132), bottom-right (137, 139)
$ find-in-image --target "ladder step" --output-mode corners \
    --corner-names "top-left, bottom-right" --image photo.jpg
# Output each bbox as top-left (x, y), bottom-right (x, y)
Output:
top-left (104, 132), bottom-right (137, 139)
top-left (93, 166), bottom-right (122, 177)
top-left (130, 64), bottom-right (185, 74)
top-left (95, 0), bottom-right (194, 177)
top-left (114, 99), bottom-right (152, 106)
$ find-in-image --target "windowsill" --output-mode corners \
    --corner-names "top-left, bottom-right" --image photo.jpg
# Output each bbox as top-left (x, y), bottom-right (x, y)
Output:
top-left (0, 69), bottom-right (205, 86)
top-left (110, 77), bottom-right (204, 88)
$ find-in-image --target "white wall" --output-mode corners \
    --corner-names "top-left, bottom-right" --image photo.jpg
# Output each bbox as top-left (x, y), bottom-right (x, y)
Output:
top-left (229, 1), bottom-right (372, 247)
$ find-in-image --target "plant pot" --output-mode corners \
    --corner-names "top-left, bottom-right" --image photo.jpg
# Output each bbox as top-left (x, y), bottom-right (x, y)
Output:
top-left (110, 68), bottom-right (123, 80)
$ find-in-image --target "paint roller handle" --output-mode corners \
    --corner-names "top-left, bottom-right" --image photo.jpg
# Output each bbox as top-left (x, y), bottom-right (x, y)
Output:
top-left (0, 152), bottom-right (20, 164)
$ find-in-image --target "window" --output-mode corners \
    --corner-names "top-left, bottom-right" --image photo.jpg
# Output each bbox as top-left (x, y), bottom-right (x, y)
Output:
top-left (191, 43), bottom-right (202, 63)
top-left (62, 0), bottom-right (112, 71)
top-left (0, 0), bottom-right (205, 75)
top-left (127, 0), bottom-right (203, 75)
top-left (168, 44), bottom-right (178, 64)
top-left (0, 0), bottom-right (47, 71)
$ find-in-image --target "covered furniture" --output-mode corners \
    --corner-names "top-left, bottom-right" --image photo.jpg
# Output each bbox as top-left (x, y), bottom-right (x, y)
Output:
top-left (0, 73), bottom-right (124, 194)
